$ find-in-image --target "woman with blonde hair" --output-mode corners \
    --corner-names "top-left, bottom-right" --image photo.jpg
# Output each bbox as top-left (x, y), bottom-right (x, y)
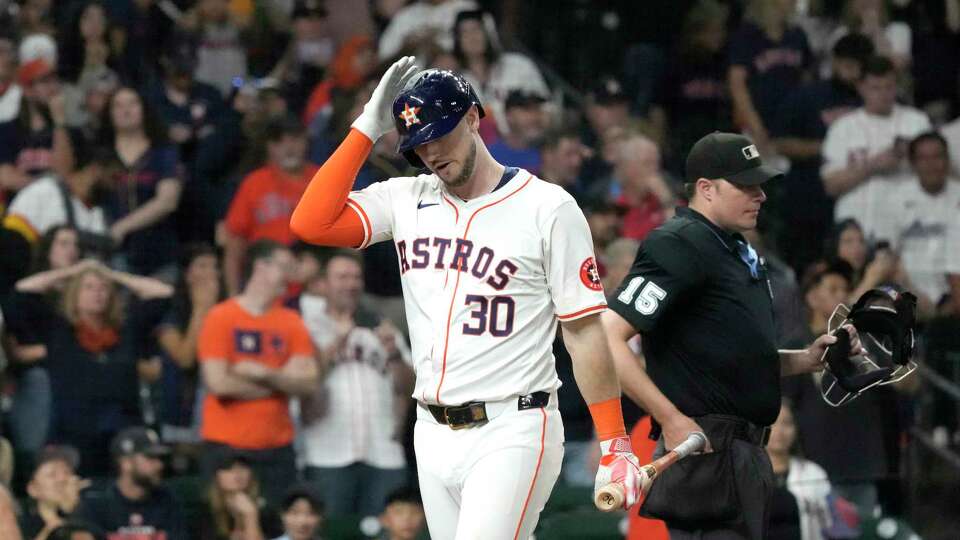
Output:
top-left (45, 263), bottom-right (170, 476)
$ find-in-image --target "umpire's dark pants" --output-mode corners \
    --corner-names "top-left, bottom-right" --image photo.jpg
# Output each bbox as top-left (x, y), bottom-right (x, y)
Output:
top-left (643, 415), bottom-right (775, 540)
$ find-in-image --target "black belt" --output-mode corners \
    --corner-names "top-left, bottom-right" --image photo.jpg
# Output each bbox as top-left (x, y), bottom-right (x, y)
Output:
top-left (650, 414), bottom-right (771, 448)
top-left (426, 391), bottom-right (550, 430)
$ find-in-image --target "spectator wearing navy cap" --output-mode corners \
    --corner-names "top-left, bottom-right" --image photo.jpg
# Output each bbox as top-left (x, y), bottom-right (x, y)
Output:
top-left (580, 77), bottom-right (633, 184)
top-left (75, 427), bottom-right (187, 540)
top-left (486, 90), bottom-right (548, 174)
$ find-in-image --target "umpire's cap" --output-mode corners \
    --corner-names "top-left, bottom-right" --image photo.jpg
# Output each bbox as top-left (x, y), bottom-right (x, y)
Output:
top-left (393, 69), bottom-right (485, 168)
top-left (685, 132), bottom-right (783, 186)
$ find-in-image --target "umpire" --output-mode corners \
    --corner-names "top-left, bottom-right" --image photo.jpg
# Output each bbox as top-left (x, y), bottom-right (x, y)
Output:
top-left (602, 132), bottom-right (851, 539)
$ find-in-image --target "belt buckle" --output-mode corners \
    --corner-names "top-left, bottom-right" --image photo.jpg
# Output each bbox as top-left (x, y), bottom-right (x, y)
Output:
top-left (444, 403), bottom-right (486, 430)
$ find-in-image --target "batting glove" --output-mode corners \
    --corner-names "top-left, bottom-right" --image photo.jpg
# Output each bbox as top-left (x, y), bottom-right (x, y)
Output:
top-left (595, 436), bottom-right (643, 510)
top-left (351, 56), bottom-right (420, 142)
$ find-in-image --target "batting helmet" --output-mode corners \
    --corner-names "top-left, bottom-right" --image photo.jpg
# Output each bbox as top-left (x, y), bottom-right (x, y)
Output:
top-left (392, 69), bottom-right (485, 168)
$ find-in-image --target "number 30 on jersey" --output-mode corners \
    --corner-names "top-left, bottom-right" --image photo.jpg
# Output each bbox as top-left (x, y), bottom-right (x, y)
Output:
top-left (617, 277), bottom-right (666, 315)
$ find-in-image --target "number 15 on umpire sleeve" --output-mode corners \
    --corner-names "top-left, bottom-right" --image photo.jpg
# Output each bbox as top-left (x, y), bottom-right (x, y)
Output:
top-left (617, 277), bottom-right (667, 315)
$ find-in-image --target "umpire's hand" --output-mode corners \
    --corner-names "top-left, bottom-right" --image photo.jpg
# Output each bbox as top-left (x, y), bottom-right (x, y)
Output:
top-left (803, 323), bottom-right (864, 373)
top-left (662, 413), bottom-right (713, 453)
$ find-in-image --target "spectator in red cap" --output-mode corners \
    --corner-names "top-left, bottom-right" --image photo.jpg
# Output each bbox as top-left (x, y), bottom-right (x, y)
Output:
top-left (0, 42), bottom-right (74, 195)
top-left (0, 30), bottom-right (23, 202)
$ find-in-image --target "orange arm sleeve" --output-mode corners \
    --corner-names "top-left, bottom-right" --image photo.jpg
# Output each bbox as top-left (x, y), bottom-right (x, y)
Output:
top-left (289, 128), bottom-right (373, 247)
top-left (588, 397), bottom-right (628, 441)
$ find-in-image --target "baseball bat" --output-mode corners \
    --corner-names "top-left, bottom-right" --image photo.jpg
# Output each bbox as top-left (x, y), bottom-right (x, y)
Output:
top-left (593, 431), bottom-right (708, 512)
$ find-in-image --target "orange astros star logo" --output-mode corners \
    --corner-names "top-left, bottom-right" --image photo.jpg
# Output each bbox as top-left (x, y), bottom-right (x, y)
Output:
top-left (399, 103), bottom-right (421, 128)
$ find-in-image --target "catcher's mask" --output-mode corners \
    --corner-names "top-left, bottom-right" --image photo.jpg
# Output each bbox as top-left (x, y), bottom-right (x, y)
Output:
top-left (820, 287), bottom-right (918, 406)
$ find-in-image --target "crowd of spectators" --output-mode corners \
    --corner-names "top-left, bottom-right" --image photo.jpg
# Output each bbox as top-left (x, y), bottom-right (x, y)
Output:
top-left (0, 0), bottom-right (958, 539)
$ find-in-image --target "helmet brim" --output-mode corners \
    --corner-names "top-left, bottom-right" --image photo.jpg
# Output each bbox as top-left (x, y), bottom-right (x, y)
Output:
top-left (396, 103), bottom-right (485, 169)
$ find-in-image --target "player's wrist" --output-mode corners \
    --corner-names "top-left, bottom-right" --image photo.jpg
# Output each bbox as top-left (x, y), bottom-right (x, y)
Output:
top-left (350, 111), bottom-right (383, 142)
top-left (588, 397), bottom-right (627, 443)
top-left (599, 435), bottom-right (631, 456)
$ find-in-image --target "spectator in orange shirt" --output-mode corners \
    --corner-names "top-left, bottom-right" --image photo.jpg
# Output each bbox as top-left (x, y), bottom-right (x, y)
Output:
top-left (627, 416), bottom-right (669, 540)
top-left (198, 239), bottom-right (318, 505)
top-left (223, 116), bottom-right (319, 294)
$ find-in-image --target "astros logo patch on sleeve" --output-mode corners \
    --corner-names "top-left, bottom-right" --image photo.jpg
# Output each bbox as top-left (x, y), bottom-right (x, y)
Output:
top-left (579, 257), bottom-right (603, 291)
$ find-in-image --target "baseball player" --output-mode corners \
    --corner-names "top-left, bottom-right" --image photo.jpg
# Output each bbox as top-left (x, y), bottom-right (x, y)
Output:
top-left (290, 57), bottom-right (642, 539)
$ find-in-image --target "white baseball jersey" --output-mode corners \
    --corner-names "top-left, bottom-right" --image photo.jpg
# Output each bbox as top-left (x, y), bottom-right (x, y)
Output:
top-left (821, 105), bottom-right (930, 238)
top-left (347, 168), bottom-right (606, 406)
top-left (298, 294), bottom-right (408, 469)
top-left (879, 179), bottom-right (960, 304)
top-left (6, 175), bottom-right (108, 237)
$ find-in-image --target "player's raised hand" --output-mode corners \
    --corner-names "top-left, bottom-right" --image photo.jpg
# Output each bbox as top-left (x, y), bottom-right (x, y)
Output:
top-left (352, 55), bottom-right (420, 142)
top-left (594, 436), bottom-right (643, 510)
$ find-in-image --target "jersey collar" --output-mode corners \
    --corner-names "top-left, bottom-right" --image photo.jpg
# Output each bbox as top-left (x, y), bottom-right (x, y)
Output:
top-left (439, 166), bottom-right (524, 205)
top-left (675, 206), bottom-right (746, 253)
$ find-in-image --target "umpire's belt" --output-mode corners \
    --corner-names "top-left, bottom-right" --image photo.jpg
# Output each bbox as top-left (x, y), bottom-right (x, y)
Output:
top-left (651, 414), bottom-right (771, 448)
top-left (425, 391), bottom-right (550, 430)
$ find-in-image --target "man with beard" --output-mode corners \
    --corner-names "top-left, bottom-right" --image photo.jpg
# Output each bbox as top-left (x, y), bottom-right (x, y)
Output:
top-left (771, 33), bottom-right (875, 274)
top-left (292, 58), bottom-right (640, 539)
top-left (76, 427), bottom-right (187, 540)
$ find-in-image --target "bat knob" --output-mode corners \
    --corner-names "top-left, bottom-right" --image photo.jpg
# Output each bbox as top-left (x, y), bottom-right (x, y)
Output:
top-left (594, 482), bottom-right (625, 512)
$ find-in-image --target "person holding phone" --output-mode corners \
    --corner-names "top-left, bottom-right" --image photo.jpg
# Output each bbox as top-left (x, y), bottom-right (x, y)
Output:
top-left (821, 56), bottom-right (930, 239)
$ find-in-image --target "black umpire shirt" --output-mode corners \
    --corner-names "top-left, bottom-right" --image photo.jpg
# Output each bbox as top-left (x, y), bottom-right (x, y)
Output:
top-left (610, 207), bottom-right (781, 427)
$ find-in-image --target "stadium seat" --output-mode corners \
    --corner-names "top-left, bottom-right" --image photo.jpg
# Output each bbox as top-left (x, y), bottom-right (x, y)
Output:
top-left (857, 516), bottom-right (922, 540)
top-left (165, 475), bottom-right (205, 537)
top-left (536, 509), bottom-right (625, 540)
